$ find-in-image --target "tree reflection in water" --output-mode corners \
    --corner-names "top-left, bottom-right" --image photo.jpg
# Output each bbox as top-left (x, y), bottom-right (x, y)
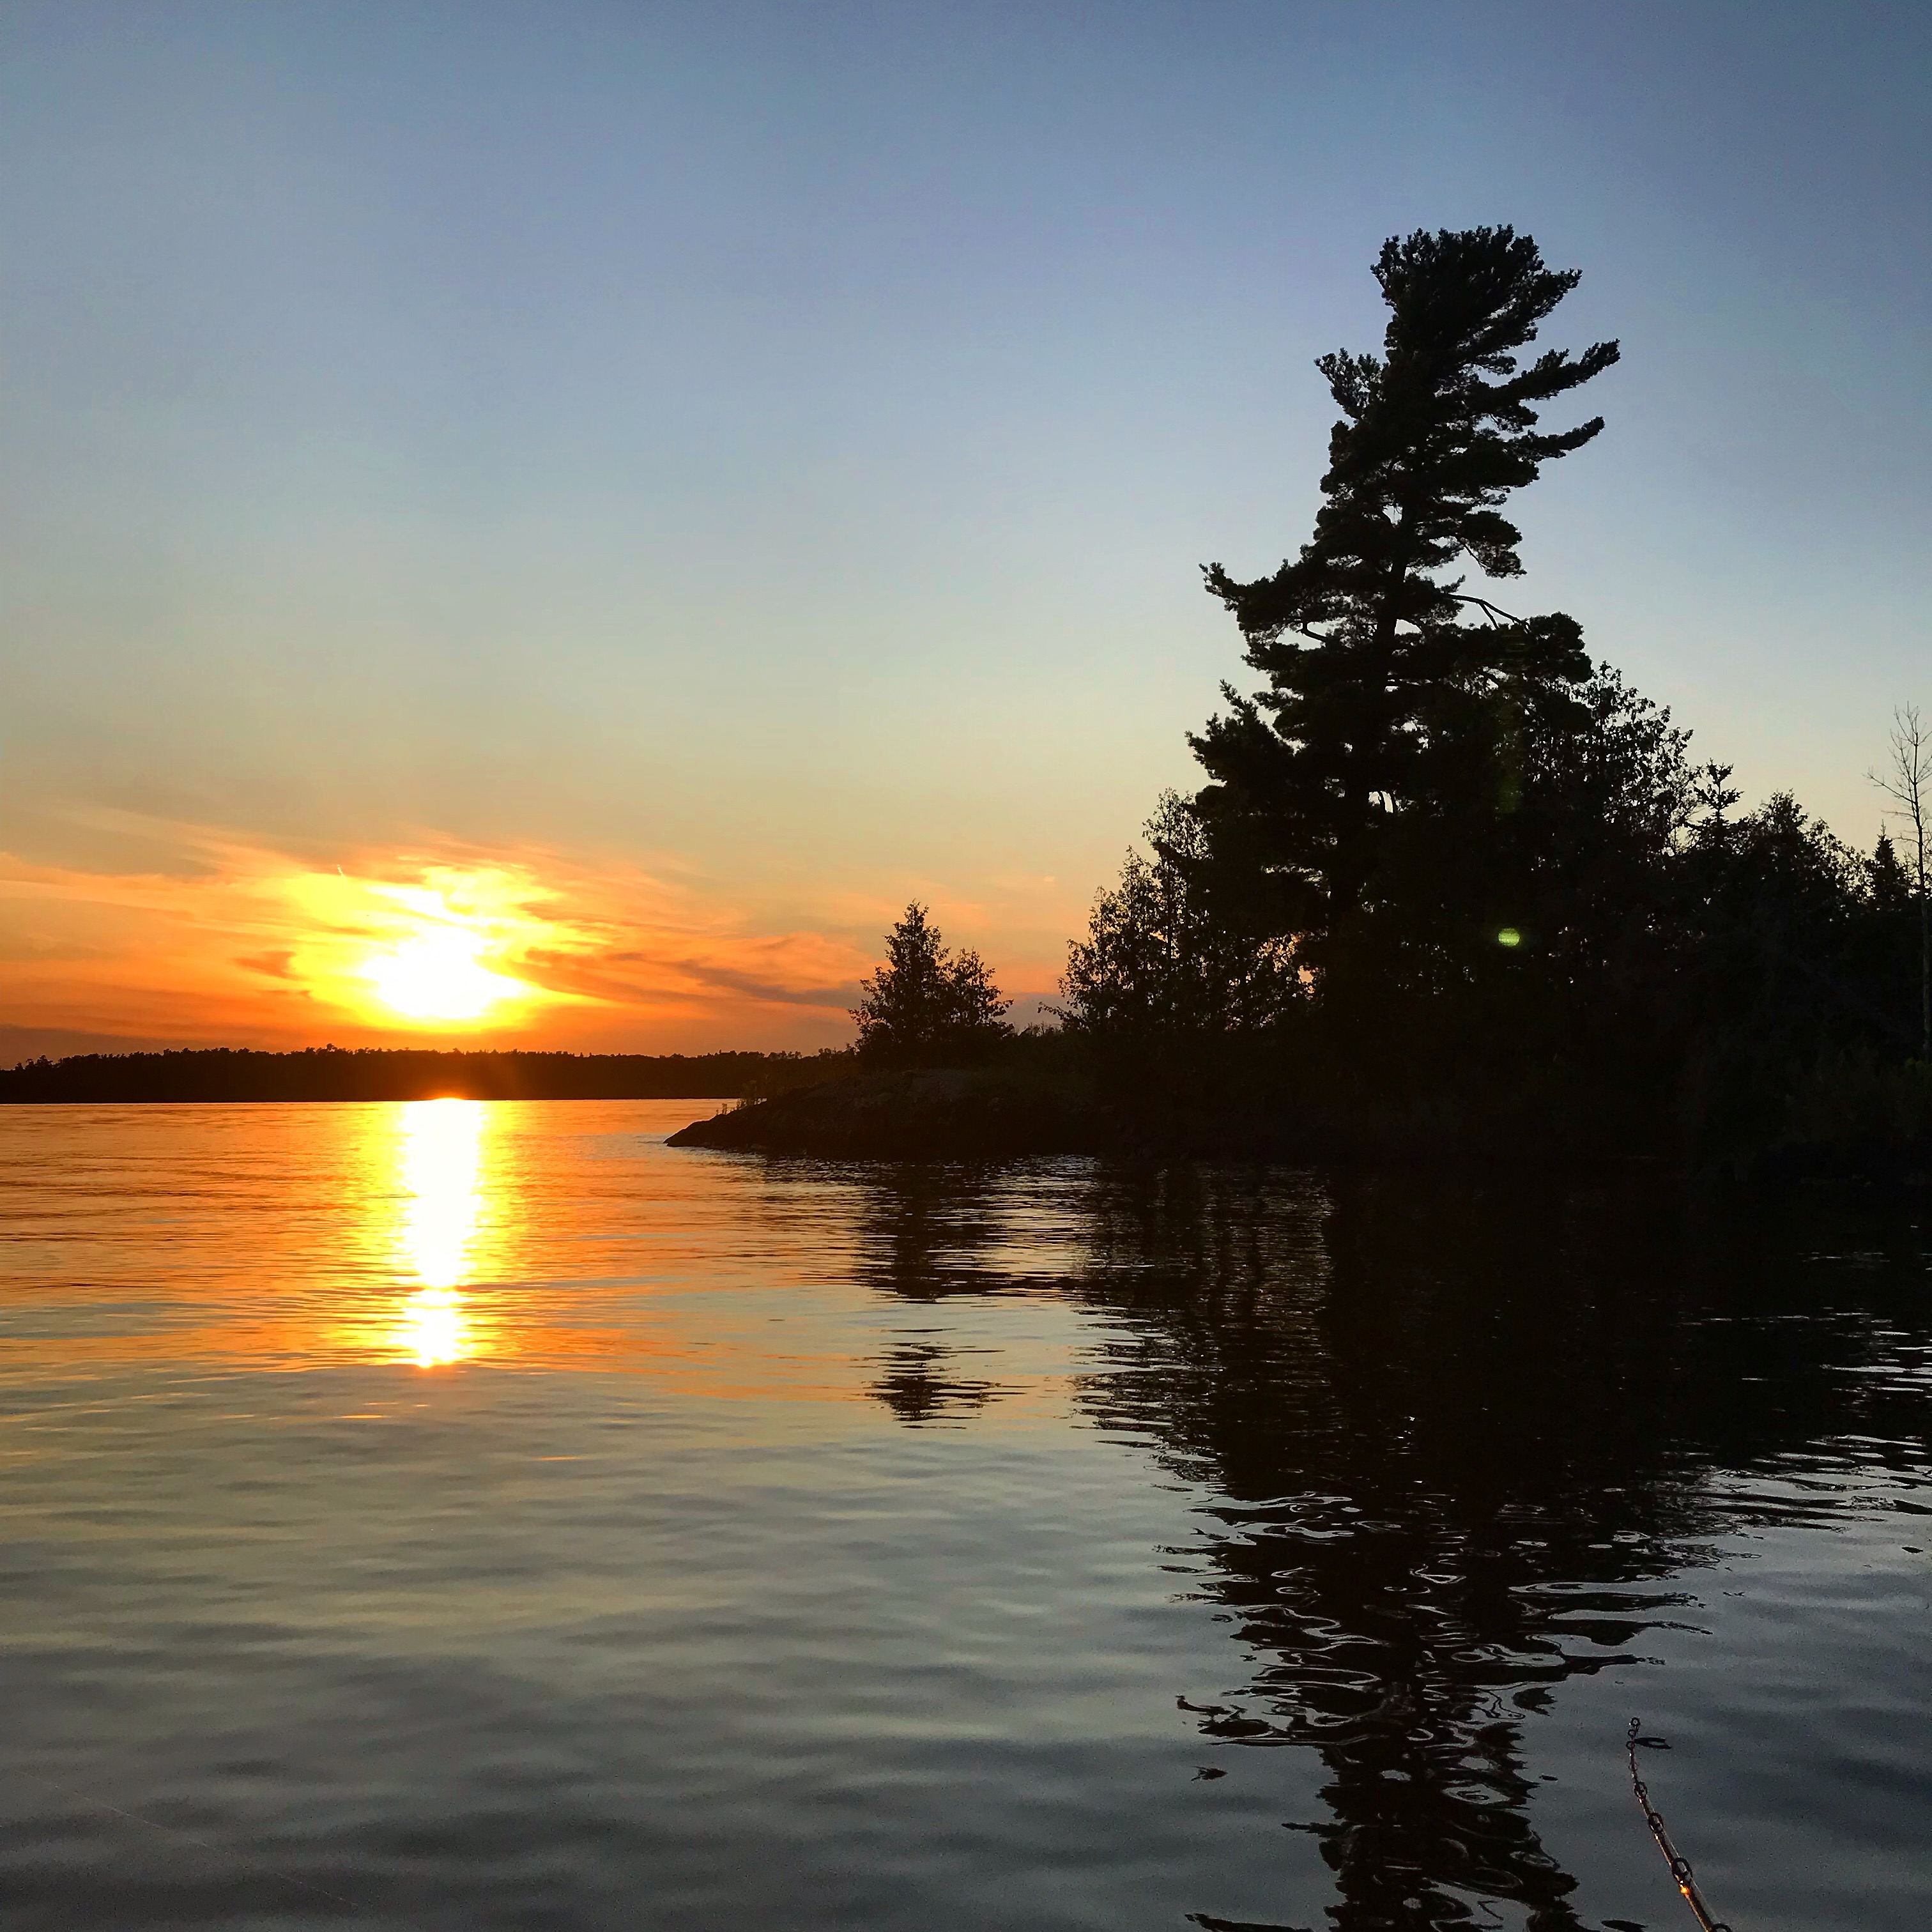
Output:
top-left (851, 1160), bottom-right (1929, 1932)
top-left (867, 1339), bottom-right (1004, 1425)
top-left (847, 1161), bottom-right (1017, 1425)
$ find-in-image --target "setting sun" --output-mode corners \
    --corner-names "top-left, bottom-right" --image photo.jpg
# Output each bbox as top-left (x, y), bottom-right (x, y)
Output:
top-left (364, 928), bottom-right (530, 1021)
top-left (270, 862), bottom-right (579, 1031)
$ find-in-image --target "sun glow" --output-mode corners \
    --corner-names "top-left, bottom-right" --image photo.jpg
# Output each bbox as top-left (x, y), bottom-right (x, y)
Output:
top-left (365, 927), bottom-right (529, 1020)
top-left (325, 866), bottom-right (559, 1027)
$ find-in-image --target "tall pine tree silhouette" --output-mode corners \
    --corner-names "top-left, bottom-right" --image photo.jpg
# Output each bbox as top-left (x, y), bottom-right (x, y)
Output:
top-left (1192, 227), bottom-right (1619, 999)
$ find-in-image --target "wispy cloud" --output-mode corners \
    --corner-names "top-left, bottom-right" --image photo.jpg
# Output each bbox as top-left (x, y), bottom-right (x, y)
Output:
top-left (0, 815), bottom-right (880, 1054)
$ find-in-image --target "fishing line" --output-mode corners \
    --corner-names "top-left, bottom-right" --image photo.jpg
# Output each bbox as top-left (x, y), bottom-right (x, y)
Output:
top-left (1625, 1718), bottom-right (1734, 1932)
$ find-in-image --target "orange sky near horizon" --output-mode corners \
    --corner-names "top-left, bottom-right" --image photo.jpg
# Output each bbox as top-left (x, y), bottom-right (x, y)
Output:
top-left (1, 809), bottom-right (1074, 1060)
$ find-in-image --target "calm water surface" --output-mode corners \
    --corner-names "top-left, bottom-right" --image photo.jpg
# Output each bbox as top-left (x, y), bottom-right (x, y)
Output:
top-left (4, 1100), bottom-right (1930, 1931)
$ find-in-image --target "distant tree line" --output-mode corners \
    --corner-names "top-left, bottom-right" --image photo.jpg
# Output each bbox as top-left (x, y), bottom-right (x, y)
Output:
top-left (0, 1047), bottom-right (809, 1105)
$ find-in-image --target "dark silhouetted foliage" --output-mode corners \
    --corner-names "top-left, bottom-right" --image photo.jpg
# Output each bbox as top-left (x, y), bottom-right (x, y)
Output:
top-left (1057, 792), bottom-right (1301, 1041)
top-left (1192, 226), bottom-right (1618, 1004)
top-left (852, 904), bottom-right (1013, 1066)
top-left (1870, 704), bottom-right (1931, 1057)
top-left (1051, 226), bottom-right (1929, 1179)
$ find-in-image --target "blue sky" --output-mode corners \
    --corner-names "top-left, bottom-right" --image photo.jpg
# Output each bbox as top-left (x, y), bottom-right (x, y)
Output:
top-left (4, 1), bottom-right (1928, 1050)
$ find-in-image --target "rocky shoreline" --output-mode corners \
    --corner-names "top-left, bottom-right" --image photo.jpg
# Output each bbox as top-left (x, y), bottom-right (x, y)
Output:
top-left (665, 1068), bottom-right (1117, 1159)
top-left (666, 1068), bottom-right (1932, 1187)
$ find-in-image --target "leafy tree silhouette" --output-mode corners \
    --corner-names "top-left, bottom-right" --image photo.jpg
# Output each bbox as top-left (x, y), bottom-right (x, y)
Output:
top-left (851, 903), bottom-right (1012, 1066)
top-left (1057, 791), bottom-right (1302, 1042)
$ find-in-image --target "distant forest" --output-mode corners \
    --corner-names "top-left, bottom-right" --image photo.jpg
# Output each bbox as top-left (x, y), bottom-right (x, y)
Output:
top-left (0, 1046), bottom-right (816, 1105)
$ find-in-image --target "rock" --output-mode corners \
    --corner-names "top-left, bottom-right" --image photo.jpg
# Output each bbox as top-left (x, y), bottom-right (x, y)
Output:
top-left (665, 1067), bottom-right (1115, 1158)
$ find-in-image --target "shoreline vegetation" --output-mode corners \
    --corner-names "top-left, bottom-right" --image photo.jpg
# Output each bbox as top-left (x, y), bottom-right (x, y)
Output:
top-left (663, 1039), bottom-right (1932, 1186)
top-left (687, 227), bottom-right (1931, 1187)
top-left (12, 1039), bottom-right (1924, 1188)
top-left (14, 231), bottom-right (1929, 1188)
top-left (0, 1046), bottom-right (793, 1105)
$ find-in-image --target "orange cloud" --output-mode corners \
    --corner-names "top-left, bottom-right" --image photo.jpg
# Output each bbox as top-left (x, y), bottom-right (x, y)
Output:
top-left (0, 812), bottom-right (886, 1055)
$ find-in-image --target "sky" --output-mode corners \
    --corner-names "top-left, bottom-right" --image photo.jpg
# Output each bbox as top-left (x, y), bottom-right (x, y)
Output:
top-left (4, 0), bottom-right (1928, 1057)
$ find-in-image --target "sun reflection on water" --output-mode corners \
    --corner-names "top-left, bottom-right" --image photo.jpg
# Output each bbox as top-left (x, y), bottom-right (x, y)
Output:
top-left (394, 1099), bottom-right (487, 1365)
top-left (400, 1287), bottom-right (466, 1366)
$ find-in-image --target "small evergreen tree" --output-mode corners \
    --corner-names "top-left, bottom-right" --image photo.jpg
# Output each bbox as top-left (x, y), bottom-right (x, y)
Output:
top-left (1058, 793), bottom-right (1301, 1040)
top-left (1856, 831), bottom-right (1920, 1057)
top-left (1192, 227), bottom-right (1620, 1002)
top-left (1870, 831), bottom-right (1912, 910)
top-left (942, 946), bottom-right (1012, 1043)
top-left (852, 904), bottom-right (1013, 1066)
top-left (1870, 704), bottom-right (1930, 1057)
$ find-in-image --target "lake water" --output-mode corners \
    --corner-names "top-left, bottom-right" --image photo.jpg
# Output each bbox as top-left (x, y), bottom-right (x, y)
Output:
top-left (4, 1099), bottom-right (1929, 1931)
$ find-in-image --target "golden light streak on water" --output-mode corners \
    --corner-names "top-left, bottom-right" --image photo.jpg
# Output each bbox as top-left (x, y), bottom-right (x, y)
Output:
top-left (394, 1098), bottom-right (486, 1365)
